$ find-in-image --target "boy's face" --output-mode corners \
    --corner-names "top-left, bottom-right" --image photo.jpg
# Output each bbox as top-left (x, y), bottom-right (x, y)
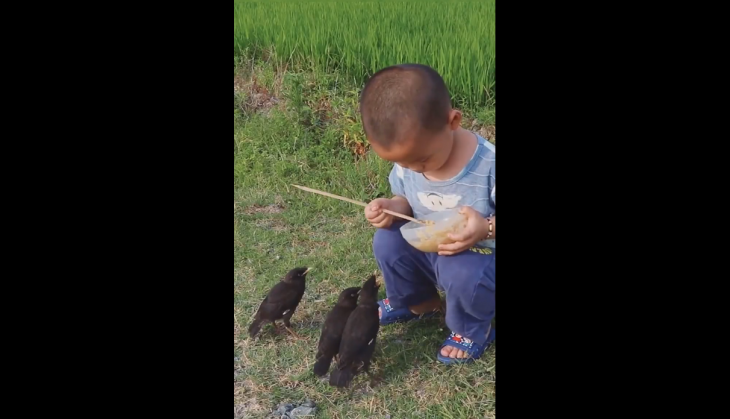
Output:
top-left (369, 110), bottom-right (461, 174)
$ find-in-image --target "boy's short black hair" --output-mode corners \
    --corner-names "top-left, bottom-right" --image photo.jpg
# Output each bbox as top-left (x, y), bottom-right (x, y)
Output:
top-left (359, 64), bottom-right (451, 147)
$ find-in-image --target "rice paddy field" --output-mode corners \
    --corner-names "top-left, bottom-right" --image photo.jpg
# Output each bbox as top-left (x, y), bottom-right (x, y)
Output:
top-left (234, 0), bottom-right (495, 108)
top-left (234, 2), bottom-right (496, 417)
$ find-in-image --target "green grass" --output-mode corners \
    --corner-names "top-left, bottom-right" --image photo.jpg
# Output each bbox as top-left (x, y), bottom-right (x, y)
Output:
top-left (234, 57), bottom-right (495, 418)
top-left (234, 0), bottom-right (495, 109)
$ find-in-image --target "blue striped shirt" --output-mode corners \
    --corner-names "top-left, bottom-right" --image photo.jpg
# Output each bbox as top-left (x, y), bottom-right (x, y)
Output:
top-left (389, 132), bottom-right (496, 248)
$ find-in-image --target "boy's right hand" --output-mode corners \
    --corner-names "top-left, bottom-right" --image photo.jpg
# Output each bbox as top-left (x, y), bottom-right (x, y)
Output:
top-left (365, 198), bottom-right (396, 228)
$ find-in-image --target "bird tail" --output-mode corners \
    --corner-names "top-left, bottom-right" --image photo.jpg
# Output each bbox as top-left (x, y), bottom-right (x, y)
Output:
top-left (248, 317), bottom-right (264, 338)
top-left (329, 367), bottom-right (354, 388)
top-left (313, 352), bottom-right (333, 377)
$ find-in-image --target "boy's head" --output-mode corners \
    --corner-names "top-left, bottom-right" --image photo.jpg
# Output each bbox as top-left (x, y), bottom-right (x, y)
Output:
top-left (359, 64), bottom-right (461, 173)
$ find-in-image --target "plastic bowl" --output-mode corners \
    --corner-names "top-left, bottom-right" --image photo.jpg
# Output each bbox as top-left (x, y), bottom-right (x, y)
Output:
top-left (399, 209), bottom-right (468, 253)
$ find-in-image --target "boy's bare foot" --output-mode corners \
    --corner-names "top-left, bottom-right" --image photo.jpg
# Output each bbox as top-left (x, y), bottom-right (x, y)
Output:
top-left (409, 296), bottom-right (443, 315)
top-left (437, 326), bottom-right (495, 364)
top-left (440, 334), bottom-right (471, 359)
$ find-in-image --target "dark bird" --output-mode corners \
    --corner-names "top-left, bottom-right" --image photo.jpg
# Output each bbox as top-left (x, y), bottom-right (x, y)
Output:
top-left (248, 267), bottom-right (311, 338)
top-left (329, 275), bottom-right (380, 387)
top-left (313, 286), bottom-right (360, 377)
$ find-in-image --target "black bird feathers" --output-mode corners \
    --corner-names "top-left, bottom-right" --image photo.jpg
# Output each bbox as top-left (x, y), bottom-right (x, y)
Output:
top-left (329, 275), bottom-right (380, 387)
top-left (248, 267), bottom-right (310, 338)
top-left (313, 286), bottom-right (360, 376)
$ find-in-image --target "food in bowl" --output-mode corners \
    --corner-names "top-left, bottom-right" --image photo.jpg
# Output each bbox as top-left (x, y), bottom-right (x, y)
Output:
top-left (399, 209), bottom-right (468, 253)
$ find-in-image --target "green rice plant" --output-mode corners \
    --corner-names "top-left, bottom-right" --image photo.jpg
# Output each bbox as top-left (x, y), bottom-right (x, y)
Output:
top-left (234, 0), bottom-right (495, 108)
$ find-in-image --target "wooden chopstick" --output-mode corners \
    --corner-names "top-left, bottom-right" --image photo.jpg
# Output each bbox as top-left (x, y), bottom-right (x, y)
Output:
top-left (291, 184), bottom-right (427, 225)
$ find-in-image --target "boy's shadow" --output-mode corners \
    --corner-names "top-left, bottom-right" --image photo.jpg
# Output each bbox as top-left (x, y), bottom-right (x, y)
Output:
top-left (369, 316), bottom-right (446, 385)
top-left (293, 312), bottom-right (324, 336)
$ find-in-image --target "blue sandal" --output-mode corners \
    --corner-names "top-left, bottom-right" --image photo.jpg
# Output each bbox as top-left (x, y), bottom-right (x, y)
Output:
top-left (437, 326), bottom-right (496, 365)
top-left (377, 298), bottom-right (439, 325)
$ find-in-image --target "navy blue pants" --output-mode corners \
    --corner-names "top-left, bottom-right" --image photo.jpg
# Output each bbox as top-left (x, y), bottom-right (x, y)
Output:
top-left (373, 222), bottom-right (496, 346)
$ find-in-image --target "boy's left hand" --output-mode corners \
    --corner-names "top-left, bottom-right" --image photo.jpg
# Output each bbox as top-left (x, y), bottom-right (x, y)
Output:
top-left (438, 207), bottom-right (494, 256)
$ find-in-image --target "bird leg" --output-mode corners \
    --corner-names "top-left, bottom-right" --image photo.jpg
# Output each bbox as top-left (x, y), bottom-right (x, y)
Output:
top-left (284, 325), bottom-right (301, 339)
top-left (280, 309), bottom-right (301, 338)
top-left (282, 309), bottom-right (295, 328)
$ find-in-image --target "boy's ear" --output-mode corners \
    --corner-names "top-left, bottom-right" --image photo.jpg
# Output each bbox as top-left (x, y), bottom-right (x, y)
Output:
top-left (448, 109), bottom-right (462, 130)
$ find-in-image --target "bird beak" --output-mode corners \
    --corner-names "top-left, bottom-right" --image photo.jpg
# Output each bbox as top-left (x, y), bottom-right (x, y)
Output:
top-left (303, 267), bottom-right (312, 275)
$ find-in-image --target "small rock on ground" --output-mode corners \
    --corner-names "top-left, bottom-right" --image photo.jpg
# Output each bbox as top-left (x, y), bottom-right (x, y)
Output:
top-left (270, 399), bottom-right (317, 418)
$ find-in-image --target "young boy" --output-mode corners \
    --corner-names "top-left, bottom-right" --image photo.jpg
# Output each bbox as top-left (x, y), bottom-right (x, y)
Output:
top-left (360, 64), bottom-right (495, 365)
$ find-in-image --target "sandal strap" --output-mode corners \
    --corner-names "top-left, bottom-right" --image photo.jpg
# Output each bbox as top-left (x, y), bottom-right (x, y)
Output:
top-left (378, 299), bottom-right (440, 325)
top-left (380, 298), bottom-right (396, 313)
top-left (378, 299), bottom-right (416, 319)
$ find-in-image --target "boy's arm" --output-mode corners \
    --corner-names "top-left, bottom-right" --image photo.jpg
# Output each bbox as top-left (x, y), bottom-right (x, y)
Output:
top-left (389, 195), bottom-right (413, 216)
top-left (387, 164), bottom-right (413, 215)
